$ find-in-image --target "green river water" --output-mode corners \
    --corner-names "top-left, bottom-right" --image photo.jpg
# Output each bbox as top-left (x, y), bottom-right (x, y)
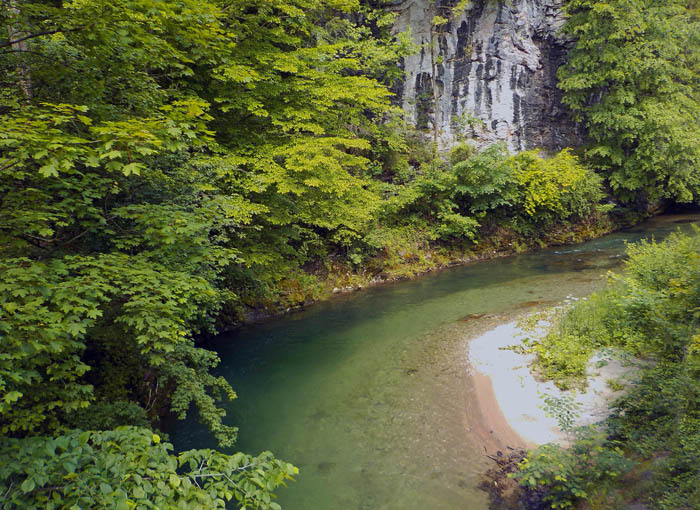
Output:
top-left (171, 214), bottom-right (700, 510)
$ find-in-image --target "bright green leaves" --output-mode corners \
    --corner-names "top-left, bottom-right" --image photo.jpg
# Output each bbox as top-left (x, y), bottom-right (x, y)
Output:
top-left (610, 230), bottom-right (700, 360)
top-left (0, 257), bottom-right (95, 435)
top-left (431, 15), bottom-right (449, 28)
top-left (1, 100), bottom-right (212, 179)
top-left (0, 253), bottom-right (228, 437)
top-left (0, 1), bottom-right (416, 506)
top-left (513, 428), bottom-right (631, 509)
top-left (373, 144), bottom-right (606, 257)
top-left (559, 0), bottom-right (700, 203)
top-left (0, 100), bottom-right (214, 258)
top-left (455, 145), bottom-right (602, 228)
top-left (509, 148), bottom-right (605, 222)
top-left (0, 427), bottom-right (297, 510)
top-left (256, 137), bottom-right (377, 231)
top-left (1, 104), bottom-right (91, 180)
top-left (205, 0), bottom-right (403, 148)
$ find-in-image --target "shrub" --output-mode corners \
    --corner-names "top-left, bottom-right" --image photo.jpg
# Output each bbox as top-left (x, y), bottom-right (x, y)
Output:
top-left (510, 149), bottom-right (605, 225)
top-left (515, 230), bottom-right (700, 509)
top-left (452, 142), bottom-right (519, 215)
top-left (513, 427), bottom-right (631, 509)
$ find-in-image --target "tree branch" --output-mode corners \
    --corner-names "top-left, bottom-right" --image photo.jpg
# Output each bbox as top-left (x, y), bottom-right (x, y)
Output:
top-left (0, 25), bottom-right (88, 50)
top-left (0, 30), bottom-right (61, 49)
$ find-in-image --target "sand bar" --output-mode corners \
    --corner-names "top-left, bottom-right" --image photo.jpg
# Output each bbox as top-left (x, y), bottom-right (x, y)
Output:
top-left (468, 321), bottom-right (632, 448)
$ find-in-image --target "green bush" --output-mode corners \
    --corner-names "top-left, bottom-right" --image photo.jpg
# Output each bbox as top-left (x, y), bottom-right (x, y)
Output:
top-left (448, 141), bottom-right (476, 165)
top-left (519, 293), bottom-right (621, 389)
top-left (375, 145), bottom-right (606, 253)
top-left (452, 142), bottom-right (519, 215)
top-left (513, 427), bottom-right (631, 509)
top-left (510, 149), bottom-right (605, 226)
top-left (0, 427), bottom-right (297, 510)
top-left (515, 229), bottom-right (700, 509)
top-left (375, 163), bottom-right (479, 244)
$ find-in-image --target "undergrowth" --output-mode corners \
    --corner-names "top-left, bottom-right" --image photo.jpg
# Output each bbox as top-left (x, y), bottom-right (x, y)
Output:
top-left (510, 229), bottom-right (700, 509)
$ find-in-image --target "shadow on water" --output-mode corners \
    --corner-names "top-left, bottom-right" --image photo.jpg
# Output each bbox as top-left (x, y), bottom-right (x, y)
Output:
top-left (169, 214), bottom-right (700, 510)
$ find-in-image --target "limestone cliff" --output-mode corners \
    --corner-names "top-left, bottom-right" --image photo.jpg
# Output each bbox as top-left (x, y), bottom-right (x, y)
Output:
top-left (390, 0), bottom-right (582, 152)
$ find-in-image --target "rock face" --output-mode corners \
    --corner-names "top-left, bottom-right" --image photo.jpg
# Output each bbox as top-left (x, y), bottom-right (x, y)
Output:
top-left (391, 0), bottom-right (582, 152)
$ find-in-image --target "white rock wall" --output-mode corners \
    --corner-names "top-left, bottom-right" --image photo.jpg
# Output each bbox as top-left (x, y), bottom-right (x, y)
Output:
top-left (391, 0), bottom-right (580, 152)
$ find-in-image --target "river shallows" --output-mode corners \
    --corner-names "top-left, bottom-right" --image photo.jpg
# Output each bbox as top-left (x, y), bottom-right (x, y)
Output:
top-left (171, 214), bottom-right (700, 510)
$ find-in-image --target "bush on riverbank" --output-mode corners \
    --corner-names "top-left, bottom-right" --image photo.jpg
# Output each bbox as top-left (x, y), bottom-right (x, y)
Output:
top-left (240, 142), bottom-right (614, 319)
top-left (510, 229), bottom-right (700, 509)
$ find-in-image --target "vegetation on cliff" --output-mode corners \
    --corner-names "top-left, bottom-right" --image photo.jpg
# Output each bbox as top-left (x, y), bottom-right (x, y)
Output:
top-left (1, 0), bottom-right (699, 508)
top-left (559, 0), bottom-right (700, 204)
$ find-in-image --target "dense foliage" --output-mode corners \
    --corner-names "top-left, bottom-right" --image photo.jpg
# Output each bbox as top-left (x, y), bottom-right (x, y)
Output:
top-left (366, 142), bottom-right (607, 277)
top-left (559, 0), bottom-right (700, 204)
top-left (1, 427), bottom-right (297, 510)
top-left (0, 0), bottom-right (408, 506)
top-left (6, 0), bottom-right (691, 507)
top-left (514, 230), bottom-right (700, 509)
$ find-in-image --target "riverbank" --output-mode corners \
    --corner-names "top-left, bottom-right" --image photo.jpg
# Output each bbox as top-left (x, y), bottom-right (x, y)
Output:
top-left (472, 225), bottom-right (700, 509)
top-left (468, 319), bottom-right (636, 510)
top-left (236, 214), bottom-right (619, 326)
top-left (465, 212), bottom-right (700, 453)
top-left (469, 321), bottom-right (633, 449)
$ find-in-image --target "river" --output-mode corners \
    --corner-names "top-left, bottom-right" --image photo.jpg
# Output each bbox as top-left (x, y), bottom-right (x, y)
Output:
top-left (171, 214), bottom-right (700, 510)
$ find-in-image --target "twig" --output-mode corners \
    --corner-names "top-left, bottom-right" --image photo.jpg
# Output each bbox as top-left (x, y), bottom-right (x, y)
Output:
top-left (0, 30), bottom-right (62, 49)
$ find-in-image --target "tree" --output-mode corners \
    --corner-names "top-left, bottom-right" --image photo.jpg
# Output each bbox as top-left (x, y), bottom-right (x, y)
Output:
top-left (558, 0), bottom-right (700, 204)
top-left (1, 0), bottom-right (413, 507)
top-left (0, 427), bottom-right (297, 510)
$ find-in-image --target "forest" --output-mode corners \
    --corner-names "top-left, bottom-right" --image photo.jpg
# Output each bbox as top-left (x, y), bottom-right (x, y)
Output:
top-left (1, 0), bottom-right (699, 509)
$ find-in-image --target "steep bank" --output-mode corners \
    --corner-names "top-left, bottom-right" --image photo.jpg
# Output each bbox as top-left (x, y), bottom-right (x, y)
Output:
top-left (238, 214), bottom-right (616, 325)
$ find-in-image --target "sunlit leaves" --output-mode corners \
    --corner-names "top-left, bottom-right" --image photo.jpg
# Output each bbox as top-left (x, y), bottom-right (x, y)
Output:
top-left (510, 149), bottom-right (605, 222)
top-left (0, 100), bottom-right (214, 256)
top-left (0, 1), bottom-right (411, 506)
top-left (1, 100), bottom-right (212, 178)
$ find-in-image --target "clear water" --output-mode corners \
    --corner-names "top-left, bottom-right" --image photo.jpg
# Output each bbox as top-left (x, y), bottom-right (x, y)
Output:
top-left (170, 215), bottom-right (700, 510)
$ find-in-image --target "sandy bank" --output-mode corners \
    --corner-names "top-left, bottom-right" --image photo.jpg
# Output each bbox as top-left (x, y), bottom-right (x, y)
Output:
top-left (468, 321), bottom-right (632, 448)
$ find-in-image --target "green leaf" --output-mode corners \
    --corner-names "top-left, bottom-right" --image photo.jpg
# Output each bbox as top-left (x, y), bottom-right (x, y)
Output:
top-left (21, 478), bottom-right (36, 493)
top-left (121, 163), bottom-right (142, 176)
top-left (38, 162), bottom-right (58, 177)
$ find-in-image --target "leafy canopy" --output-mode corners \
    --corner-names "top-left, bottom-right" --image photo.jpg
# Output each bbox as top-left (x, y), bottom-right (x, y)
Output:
top-left (559, 0), bottom-right (700, 203)
top-left (1, 0), bottom-right (413, 508)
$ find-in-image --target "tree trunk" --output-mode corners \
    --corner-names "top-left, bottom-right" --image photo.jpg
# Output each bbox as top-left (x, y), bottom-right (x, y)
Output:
top-left (5, 0), bottom-right (33, 102)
